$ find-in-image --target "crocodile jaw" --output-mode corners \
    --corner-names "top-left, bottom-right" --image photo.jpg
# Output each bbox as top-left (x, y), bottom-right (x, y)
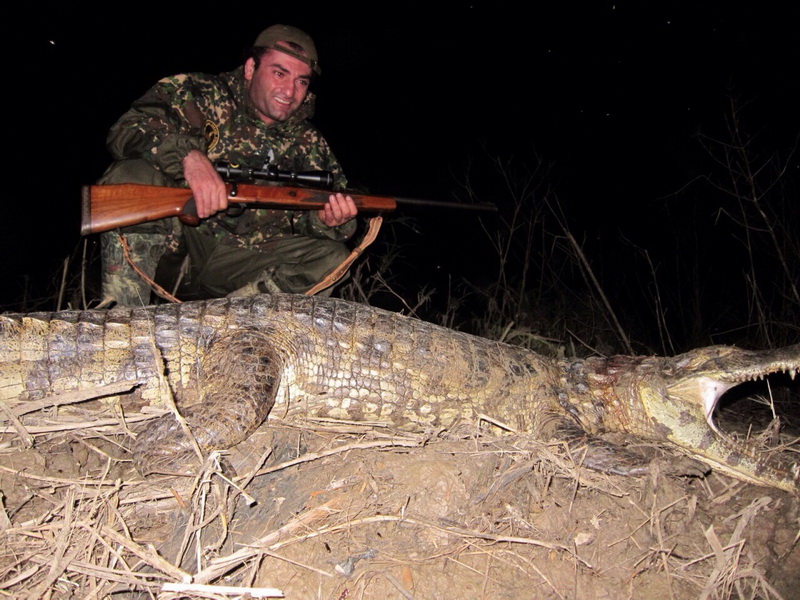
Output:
top-left (642, 345), bottom-right (800, 493)
top-left (694, 376), bottom-right (737, 434)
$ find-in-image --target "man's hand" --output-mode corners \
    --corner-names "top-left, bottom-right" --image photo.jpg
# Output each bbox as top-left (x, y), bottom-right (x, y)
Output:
top-left (182, 150), bottom-right (228, 218)
top-left (317, 192), bottom-right (358, 227)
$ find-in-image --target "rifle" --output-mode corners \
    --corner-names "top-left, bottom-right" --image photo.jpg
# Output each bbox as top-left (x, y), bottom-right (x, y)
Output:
top-left (81, 162), bottom-right (496, 236)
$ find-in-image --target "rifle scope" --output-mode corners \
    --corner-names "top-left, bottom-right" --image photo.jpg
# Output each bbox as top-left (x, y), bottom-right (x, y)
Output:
top-left (215, 162), bottom-right (334, 188)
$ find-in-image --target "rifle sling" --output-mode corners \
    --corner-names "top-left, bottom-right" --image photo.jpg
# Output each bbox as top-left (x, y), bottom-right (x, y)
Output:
top-left (118, 231), bottom-right (182, 304)
top-left (306, 216), bottom-right (383, 296)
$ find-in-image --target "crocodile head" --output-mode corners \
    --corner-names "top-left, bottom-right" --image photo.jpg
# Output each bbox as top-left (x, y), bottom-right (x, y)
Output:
top-left (631, 344), bottom-right (800, 492)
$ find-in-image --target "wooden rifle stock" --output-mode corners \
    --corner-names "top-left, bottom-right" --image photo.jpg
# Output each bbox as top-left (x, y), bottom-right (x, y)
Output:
top-left (80, 183), bottom-right (397, 235)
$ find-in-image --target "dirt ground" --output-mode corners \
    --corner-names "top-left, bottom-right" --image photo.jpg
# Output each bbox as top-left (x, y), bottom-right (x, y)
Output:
top-left (1, 386), bottom-right (798, 600)
top-left (3, 187), bottom-right (797, 599)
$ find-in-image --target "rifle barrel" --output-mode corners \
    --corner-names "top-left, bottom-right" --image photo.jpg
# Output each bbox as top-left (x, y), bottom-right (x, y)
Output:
top-left (393, 197), bottom-right (497, 211)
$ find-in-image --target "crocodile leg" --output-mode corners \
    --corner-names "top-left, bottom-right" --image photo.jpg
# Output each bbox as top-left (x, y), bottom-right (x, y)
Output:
top-left (132, 330), bottom-right (282, 476)
top-left (550, 418), bottom-right (653, 477)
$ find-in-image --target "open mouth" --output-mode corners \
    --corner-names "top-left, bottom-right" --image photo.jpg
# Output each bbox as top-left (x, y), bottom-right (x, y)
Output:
top-left (666, 347), bottom-right (800, 438)
top-left (711, 369), bottom-right (800, 443)
top-left (661, 358), bottom-right (799, 490)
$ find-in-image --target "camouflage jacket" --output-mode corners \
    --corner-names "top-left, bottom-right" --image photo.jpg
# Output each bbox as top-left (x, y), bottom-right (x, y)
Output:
top-left (106, 67), bottom-right (356, 248)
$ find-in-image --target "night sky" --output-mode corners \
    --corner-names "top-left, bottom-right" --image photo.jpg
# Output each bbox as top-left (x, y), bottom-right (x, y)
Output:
top-left (6, 3), bottom-right (799, 348)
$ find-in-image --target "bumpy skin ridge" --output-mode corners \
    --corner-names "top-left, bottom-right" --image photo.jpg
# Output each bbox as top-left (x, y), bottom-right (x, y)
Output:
top-left (1, 295), bottom-right (797, 490)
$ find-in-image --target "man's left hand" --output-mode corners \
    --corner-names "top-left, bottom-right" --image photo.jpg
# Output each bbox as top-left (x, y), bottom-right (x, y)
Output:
top-left (317, 192), bottom-right (358, 227)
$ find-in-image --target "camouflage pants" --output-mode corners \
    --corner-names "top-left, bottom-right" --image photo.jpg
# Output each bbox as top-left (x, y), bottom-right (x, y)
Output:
top-left (99, 159), bottom-right (349, 307)
top-left (178, 227), bottom-right (348, 299)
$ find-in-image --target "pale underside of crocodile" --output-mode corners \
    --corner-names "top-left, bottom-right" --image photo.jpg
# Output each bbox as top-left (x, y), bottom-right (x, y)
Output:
top-left (0, 294), bottom-right (797, 492)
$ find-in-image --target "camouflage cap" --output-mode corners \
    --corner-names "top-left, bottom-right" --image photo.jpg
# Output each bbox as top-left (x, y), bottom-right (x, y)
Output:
top-left (254, 24), bottom-right (321, 75)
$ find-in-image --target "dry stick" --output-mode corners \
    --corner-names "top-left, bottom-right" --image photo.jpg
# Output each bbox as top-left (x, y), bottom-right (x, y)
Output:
top-left (25, 490), bottom-right (76, 599)
top-left (729, 568), bottom-right (786, 600)
top-left (0, 492), bottom-right (13, 532)
top-left (705, 495), bottom-right (771, 598)
top-left (241, 553), bottom-right (266, 590)
top-left (192, 497), bottom-right (345, 584)
top-left (0, 399), bottom-right (34, 448)
top-left (294, 415), bottom-right (389, 428)
top-left (477, 413), bottom-right (517, 433)
top-left (163, 464), bottom-right (229, 573)
top-left (383, 572), bottom-right (414, 600)
top-left (171, 255), bottom-right (191, 297)
top-left (249, 548), bottom-right (333, 578)
top-left (2, 550), bottom-right (46, 581)
top-left (649, 488), bottom-right (677, 600)
top-left (0, 465), bottom-right (121, 489)
top-left (73, 436), bottom-right (125, 466)
top-left (11, 382), bottom-right (138, 417)
top-left (454, 540), bottom-right (504, 597)
top-left (642, 247), bottom-right (675, 355)
top-left (0, 565), bottom-right (39, 590)
top-left (492, 545), bottom-right (565, 600)
top-left (24, 554), bottom-right (163, 595)
top-left (255, 437), bottom-right (422, 477)
top-left (608, 496), bottom-right (689, 548)
top-left (680, 541), bottom-right (747, 569)
top-left (81, 238), bottom-right (88, 310)
top-left (267, 514), bottom-right (592, 567)
top-left (187, 468), bottom-right (237, 574)
top-left (440, 545), bottom-right (503, 584)
top-left (161, 582), bottom-right (285, 598)
top-left (98, 525), bottom-right (191, 581)
top-left (53, 559), bottom-right (162, 592)
top-left (81, 502), bottom-right (107, 598)
top-left (565, 231), bottom-right (633, 354)
top-left (58, 560), bottom-right (160, 598)
top-left (700, 526), bottom-right (746, 600)
top-left (82, 520), bottom-right (138, 590)
top-left (214, 467), bottom-right (257, 506)
top-left (56, 255), bottom-right (69, 312)
top-left (148, 334), bottom-right (206, 470)
top-left (4, 498), bottom-right (67, 537)
top-left (234, 446), bottom-right (274, 493)
top-left (0, 413), bottom-right (157, 436)
top-left (193, 479), bottom-right (215, 574)
top-left (737, 130), bottom-right (800, 306)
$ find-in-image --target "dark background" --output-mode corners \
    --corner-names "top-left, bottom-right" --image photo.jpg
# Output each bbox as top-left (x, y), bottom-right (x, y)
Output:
top-left (5, 3), bottom-right (799, 351)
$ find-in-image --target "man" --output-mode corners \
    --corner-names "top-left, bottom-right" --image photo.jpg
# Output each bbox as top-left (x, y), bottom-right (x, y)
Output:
top-left (99, 24), bottom-right (358, 306)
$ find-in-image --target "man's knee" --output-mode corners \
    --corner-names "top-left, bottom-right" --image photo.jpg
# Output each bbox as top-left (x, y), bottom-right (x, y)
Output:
top-left (271, 239), bottom-right (350, 293)
top-left (311, 239), bottom-right (350, 269)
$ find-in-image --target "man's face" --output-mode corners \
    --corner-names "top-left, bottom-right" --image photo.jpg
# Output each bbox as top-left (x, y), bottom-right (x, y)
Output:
top-left (244, 47), bottom-right (312, 125)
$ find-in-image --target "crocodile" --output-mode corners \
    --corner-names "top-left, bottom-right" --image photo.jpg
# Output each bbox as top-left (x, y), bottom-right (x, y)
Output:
top-left (1, 294), bottom-right (798, 492)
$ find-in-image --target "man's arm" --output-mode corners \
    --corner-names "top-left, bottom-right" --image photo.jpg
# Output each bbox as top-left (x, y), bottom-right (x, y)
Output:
top-left (107, 74), bottom-right (210, 181)
top-left (182, 150), bottom-right (228, 218)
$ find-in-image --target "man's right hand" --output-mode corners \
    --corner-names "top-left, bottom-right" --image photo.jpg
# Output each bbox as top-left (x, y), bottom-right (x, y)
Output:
top-left (182, 150), bottom-right (228, 218)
